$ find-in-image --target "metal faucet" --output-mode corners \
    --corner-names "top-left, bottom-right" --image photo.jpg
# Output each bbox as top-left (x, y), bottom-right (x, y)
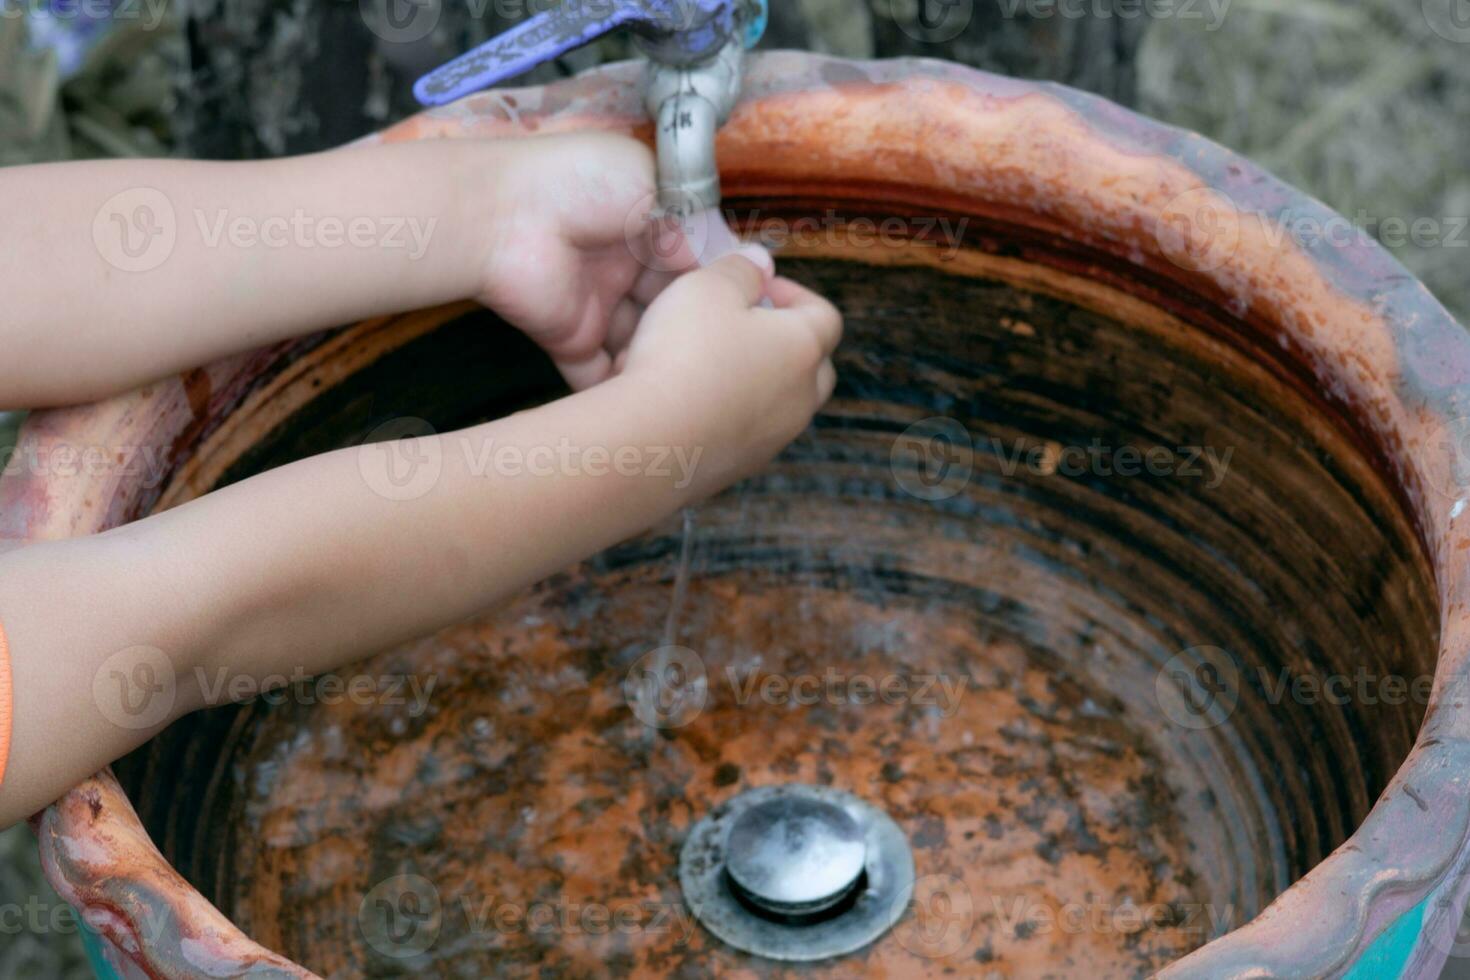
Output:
top-left (413, 0), bottom-right (768, 217)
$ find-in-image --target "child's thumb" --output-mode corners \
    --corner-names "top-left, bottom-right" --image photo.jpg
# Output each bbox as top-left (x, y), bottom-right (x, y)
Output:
top-left (700, 249), bottom-right (774, 307)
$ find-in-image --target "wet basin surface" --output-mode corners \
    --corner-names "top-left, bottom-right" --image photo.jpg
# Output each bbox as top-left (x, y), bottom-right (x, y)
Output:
top-left (115, 252), bottom-right (1437, 977)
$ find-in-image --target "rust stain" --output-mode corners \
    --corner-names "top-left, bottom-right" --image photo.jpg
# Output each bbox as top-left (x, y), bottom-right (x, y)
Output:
top-left (182, 368), bottom-right (213, 422)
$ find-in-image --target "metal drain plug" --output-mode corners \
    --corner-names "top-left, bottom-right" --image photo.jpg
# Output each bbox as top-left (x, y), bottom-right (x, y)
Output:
top-left (679, 784), bottom-right (916, 962)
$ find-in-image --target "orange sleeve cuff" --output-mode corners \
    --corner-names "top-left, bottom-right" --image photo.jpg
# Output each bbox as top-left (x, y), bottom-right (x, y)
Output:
top-left (0, 621), bottom-right (11, 791)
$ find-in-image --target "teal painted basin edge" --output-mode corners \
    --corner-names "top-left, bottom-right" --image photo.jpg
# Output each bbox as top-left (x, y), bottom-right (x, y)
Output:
top-left (1344, 896), bottom-right (1428, 980)
top-left (79, 921), bottom-right (123, 980)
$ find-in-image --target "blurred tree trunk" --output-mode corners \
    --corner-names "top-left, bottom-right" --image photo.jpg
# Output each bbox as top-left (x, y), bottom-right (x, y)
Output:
top-left (176, 0), bottom-right (1144, 159)
top-left (763, 1), bottom-right (1144, 104)
top-left (176, 0), bottom-right (591, 159)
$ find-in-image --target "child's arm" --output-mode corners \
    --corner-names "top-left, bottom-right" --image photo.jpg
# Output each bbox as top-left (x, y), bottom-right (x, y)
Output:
top-left (0, 132), bottom-right (691, 406)
top-left (0, 255), bottom-right (841, 828)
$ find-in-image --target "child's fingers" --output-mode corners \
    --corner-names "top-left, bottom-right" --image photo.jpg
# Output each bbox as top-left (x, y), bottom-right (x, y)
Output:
top-left (728, 244), bottom-right (775, 279)
top-left (766, 277), bottom-right (843, 355)
top-left (692, 253), bottom-right (774, 309)
top-left (606, 298), bottom-right (642, 354)
top-left (636, 218), bottom-right (700, 278)
top-left (631, 265), bottom-right (680, 307)
top-left (817, 358), bottom-right (838, 403)
top-left (765, 275), bottom-right (827, 310)
top-left (556, 348), bottom-right (614, 391)
top-left (637, 236), bottom-right (772, 308)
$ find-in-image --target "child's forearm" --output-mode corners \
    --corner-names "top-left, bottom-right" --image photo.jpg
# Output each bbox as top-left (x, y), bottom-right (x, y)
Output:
top-left (0, 373), bottom-right (719, 826)
top-left (0, 142), bottom-right (499, 408)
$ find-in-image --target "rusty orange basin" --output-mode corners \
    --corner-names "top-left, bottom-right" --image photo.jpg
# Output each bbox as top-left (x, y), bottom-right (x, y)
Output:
top-left (6, 53), bottom-right (1470, 979)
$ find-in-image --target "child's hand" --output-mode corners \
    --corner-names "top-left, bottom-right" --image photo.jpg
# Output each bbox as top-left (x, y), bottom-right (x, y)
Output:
top-left (477, 132), bottom-right (699, 390)
top-left (617, 253), bottom-right (844, 496)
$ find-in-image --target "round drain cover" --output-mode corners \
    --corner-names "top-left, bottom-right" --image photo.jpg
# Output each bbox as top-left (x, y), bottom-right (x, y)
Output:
top-left (726, 794), bottom-right (868, 919)
top-left (679, 784), bottom-right (915, 962)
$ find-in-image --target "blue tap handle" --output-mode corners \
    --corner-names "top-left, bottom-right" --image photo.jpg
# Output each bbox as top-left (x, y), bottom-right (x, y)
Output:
top-left (414, 3), bottom-right (644, 106)
top-left (414, 0), bottom-right (767, 107)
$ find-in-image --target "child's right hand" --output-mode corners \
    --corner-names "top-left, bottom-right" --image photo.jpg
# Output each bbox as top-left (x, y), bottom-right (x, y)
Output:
top-left (616, 252), bottom-right (843, 497)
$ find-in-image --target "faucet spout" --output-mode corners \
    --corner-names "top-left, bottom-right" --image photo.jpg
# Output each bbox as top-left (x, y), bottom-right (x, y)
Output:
top-left (643, 40), bottom-right (745, 216)
top-left (653, 90), bottom-right (723, 214)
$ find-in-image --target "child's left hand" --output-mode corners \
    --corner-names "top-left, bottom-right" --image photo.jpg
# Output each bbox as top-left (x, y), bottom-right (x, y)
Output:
top-left (474, 132), bottom-right (700, 390)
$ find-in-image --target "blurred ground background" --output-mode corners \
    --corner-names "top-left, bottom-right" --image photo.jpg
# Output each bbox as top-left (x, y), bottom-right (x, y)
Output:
top-left (2, 1), bottom-right (1467, 976)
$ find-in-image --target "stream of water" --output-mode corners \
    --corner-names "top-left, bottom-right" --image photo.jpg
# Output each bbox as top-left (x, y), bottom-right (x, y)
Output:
top-left (637, 208), bottom-right (765, 735)
top-left (662, 507), bottom-right (697, 651)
